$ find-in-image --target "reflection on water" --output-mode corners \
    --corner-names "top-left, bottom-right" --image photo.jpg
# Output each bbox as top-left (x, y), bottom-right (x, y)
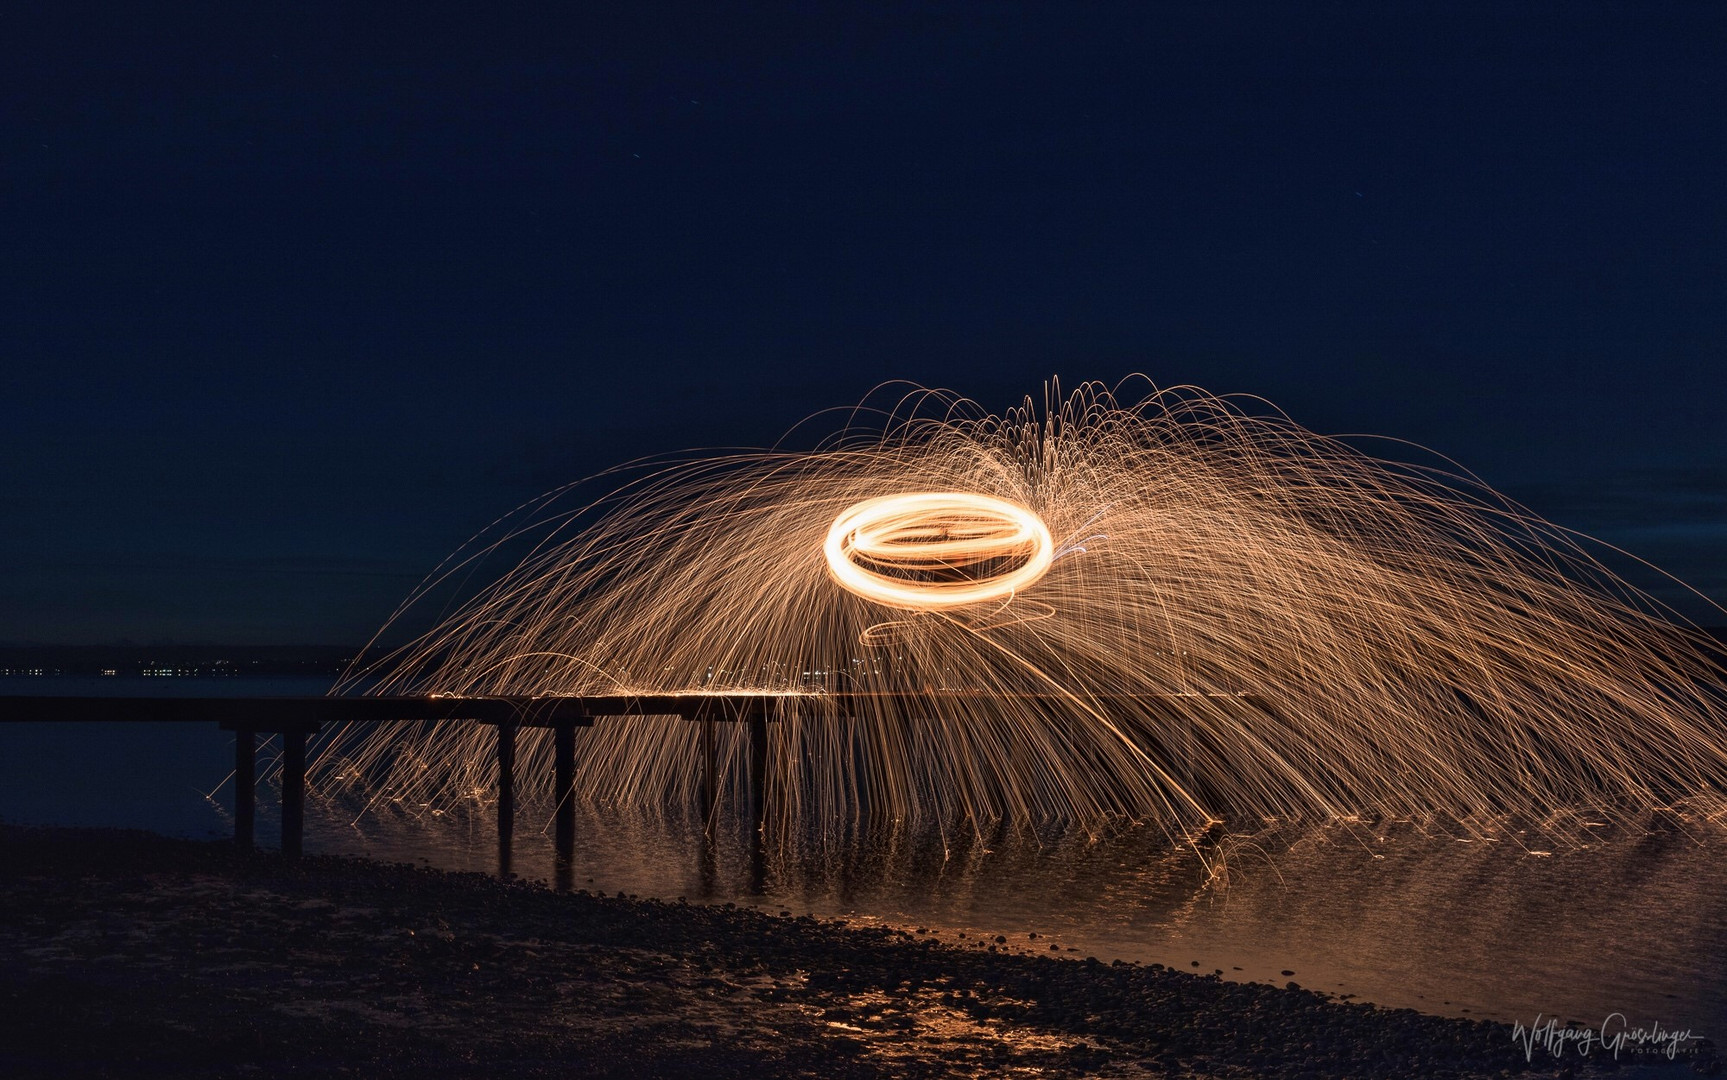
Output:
top-left (2, 677), bottom-right (1723, 1037)
top-left (310, 793), bottom-right (1727, 1035)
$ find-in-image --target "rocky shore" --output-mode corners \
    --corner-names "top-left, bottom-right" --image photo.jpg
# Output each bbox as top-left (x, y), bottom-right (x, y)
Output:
top-left (0, 824), bottom-right (1711, 1078)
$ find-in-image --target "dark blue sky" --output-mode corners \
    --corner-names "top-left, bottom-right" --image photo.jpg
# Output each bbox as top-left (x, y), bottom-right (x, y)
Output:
top-left (4, 2), bottom-right (1724, 643)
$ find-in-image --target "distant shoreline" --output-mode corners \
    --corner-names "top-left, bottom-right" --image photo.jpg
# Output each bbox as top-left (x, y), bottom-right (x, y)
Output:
top-left (4, 623), bottom-right (1725, 680)
top-left (0, 645), bottom-right (362, 680)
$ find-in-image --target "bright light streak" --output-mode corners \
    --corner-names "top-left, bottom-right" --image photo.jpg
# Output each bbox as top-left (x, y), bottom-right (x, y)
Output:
top-left (823, 492), bottom-right (1054, 609)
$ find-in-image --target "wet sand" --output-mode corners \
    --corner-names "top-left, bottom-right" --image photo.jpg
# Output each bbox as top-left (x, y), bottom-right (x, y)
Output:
top-left (0, 825), bottom-right (1711, 1078)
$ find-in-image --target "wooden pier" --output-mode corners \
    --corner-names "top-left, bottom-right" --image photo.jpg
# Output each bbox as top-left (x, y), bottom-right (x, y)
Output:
top-left (0, 691), bottom-right (1265, 876)
top-left (0, 693), bottom-right (829, 869)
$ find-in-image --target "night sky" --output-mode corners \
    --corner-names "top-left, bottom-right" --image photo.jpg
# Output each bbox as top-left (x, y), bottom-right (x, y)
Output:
top-left (4, 3), bottom-right (1724, 644)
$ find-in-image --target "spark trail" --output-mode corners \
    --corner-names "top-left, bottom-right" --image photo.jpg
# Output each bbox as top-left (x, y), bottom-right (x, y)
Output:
top-left (320, 379), bottom-right (1727, 840)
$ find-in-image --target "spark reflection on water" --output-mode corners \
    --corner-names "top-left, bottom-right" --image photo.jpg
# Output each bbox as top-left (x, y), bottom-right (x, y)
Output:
top-left (309, 792), bottom-right (1727, 1035)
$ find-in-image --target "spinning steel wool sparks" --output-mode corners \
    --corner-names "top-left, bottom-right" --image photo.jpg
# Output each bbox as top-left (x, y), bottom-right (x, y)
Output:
top-left (323, 380), bottom-right (1727, 838)
top-left (823, 492), bottom-right (1055, 609)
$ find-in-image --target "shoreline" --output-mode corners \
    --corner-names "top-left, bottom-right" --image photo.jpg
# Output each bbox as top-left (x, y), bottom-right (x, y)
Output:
top-left (0, 824), bottom-right (1712, 1078)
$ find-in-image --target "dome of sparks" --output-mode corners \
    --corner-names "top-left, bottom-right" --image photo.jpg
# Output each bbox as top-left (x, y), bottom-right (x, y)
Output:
top-left (327, 379), bottom-right (1727, 838)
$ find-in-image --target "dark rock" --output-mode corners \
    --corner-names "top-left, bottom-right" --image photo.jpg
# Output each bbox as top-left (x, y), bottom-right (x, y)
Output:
top-left (0, 824), bottom-right (1577, 1080)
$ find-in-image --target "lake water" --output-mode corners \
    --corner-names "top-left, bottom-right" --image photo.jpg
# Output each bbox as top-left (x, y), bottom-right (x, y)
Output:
top-left (3, 676), bottom-right (1723, 1042)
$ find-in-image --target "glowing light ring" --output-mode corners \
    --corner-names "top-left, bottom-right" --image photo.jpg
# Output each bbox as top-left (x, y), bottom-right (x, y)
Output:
top-left (824, 492), bottom-right (1054, 609)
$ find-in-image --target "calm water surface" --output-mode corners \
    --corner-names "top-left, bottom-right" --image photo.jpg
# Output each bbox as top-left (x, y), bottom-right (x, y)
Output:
top-left (3, 677), bottom-right (1723, 1038)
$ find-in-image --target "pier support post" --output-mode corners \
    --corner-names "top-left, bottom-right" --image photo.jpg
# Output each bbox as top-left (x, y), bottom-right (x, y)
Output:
top-left (748, 712), bottom-right (768, 835)
top-left (747, 711), bottom-right (768, 893)
top-left (553, 719), bottom-right (576, 861)
top-left (496, 722), bottom-right (516, 876)
top-left (233, 728), bottom-right (255, 850)
top-left (700, 715), bottom-right (717, 833)
top-left (281, 728), bottom-right (307, 858)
